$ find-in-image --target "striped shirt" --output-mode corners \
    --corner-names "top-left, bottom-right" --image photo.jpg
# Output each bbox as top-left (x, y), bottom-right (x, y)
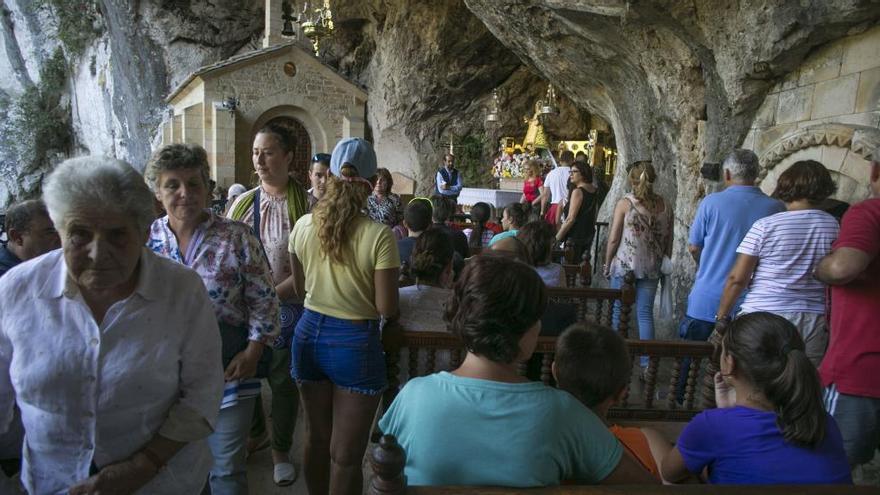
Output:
top-left (737, 209), bottom-right (839, 314)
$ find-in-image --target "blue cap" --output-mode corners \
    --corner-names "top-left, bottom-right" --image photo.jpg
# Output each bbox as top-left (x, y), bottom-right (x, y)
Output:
top-left (330, 138), bottom-right (377, 179)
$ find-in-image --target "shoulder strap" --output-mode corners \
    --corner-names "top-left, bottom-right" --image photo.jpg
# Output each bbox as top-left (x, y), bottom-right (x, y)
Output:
top-left (286, 180), bottom-right (309, 225)
top-left (252, 187), bottom-right (262, 244)
top-left (228, 189), bottom-right (257, 222)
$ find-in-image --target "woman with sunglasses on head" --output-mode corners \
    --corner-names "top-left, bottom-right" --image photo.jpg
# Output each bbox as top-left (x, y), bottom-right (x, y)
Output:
top-left (661, 312), bottom-right (851, 485)
top-left (289, 138), bottom-right (400, 495)
top-left (227, 123), bottom-right (309, 486)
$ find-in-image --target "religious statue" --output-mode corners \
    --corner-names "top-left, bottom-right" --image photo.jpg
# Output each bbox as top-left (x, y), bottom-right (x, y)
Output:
top-left (523, 100), bottom-right (550, 151)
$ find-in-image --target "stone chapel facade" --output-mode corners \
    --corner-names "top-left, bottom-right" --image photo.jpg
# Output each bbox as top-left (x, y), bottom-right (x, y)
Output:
top-left (161, 42), bottom-right (367, 189)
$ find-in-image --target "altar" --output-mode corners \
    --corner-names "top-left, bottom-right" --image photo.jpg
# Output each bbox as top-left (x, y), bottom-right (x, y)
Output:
top-left (457, 188), bottom-right (522, 211)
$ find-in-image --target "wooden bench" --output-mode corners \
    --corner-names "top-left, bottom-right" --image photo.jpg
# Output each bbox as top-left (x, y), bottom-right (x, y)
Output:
top-left (367, 435), bottom-right (871, 495)
top-left (382, 331), bottom-right (715, 422)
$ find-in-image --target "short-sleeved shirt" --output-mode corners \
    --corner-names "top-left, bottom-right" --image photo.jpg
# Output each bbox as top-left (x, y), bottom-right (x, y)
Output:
top-left (488, 229), bottom-right (518, 247)
top-left (737, 209), bottom-right (839, 314)
top-left (677, 406), bottom-right (851, 484)
top-left (544, 166), bottom-right (571, 205)
top-left (523, 177), bottom-right (543, 203)
top-left (379, 372), bottom-right (622, 487)
top-left (289, 214), bottom-right (400, 320)
top-left (820, 198), bottom-right (880, 398)
top-left (686, 186), bottom-right (784, 321)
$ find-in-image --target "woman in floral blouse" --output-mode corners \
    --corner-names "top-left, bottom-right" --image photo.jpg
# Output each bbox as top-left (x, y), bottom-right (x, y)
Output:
top-left (368, 168), bottom-right (403, 233)
top-left (146, 143), bottom-right (279, 495)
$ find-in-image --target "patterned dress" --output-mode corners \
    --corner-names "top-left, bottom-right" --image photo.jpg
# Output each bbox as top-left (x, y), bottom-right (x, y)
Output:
top-left (368, 193), bottom-right (403, 227)
top-left (609, 194), bottom-right (671, 280)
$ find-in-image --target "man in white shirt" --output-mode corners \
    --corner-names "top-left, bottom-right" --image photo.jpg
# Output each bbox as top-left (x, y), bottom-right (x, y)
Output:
top-left (542, 150), bottom-right (574, 227)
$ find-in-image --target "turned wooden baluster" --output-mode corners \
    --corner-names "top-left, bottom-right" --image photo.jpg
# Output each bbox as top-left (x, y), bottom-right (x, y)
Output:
top-left (667, 357), bottom-right (683, 409)
top-left (426, 349), bottom-right (436, 374)
top-left (517, 360), bottom-right (529, 377)
top-left (368, 434), bottom-right (407, 495)
top-left (617, 271), bottom-right (636, 338)
top-left (540, 353), bottom-right (554, 386)
top-left (407, 347), bottom-right (418, 380)
top-left (701, 321), bottom-right (728, 409)
top-left (684, 356), bottom-right (700, 410)
top-left (620, 354), bottom-right (635, 408)
top-left (579, 250), bottom-right (592, 287)
top-left (450, 348), bottom-right (462, 370)
top-left (383, 347), bottom-right (401, 414)
top-left (644, 356), bottom-right (660, 408)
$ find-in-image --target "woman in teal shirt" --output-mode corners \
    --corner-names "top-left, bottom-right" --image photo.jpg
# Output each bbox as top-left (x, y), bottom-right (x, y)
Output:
top-left (379, 255), bottom-right (657, 487)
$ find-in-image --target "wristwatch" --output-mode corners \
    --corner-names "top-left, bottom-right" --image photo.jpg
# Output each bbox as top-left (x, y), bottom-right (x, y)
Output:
top-left (714, 314), bottom-right (731, 323)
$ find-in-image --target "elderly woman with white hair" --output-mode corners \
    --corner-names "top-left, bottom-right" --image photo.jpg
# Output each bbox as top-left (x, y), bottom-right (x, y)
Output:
top-left (146, 143), bottom-right (279, 495)
top-left (0, 156), bottom-right (223, 494)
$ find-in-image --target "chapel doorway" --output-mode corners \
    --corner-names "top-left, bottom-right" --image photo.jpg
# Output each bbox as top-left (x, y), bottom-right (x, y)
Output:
top-left (262, 116), bottom-right (312, 188)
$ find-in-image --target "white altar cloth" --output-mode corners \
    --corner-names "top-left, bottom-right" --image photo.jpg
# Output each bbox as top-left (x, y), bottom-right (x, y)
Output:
top-left (457, 188), bottom-right (522, 210)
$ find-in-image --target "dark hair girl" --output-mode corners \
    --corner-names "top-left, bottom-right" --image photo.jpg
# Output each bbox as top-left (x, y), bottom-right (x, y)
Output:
top-left (660, 312), bottom-right (852, 485)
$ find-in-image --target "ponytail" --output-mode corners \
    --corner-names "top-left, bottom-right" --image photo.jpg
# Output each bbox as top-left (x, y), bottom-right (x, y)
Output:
top-left (765, 347), bottom-right (826, 448)
top-left (722, 312), bottom-right (826, 448)
top-left (468, 202), bottom-right (491, 249)
top-left (312, 164), bottom-right (369, 263)
top-left (628, 161), bottom-right (658, 204)
top-left (410, 228), bottom-right (454, 285)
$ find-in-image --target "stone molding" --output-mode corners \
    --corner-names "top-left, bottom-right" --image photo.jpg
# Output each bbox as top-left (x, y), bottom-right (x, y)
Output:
top-left (757, 123), bottom-right (880, 181)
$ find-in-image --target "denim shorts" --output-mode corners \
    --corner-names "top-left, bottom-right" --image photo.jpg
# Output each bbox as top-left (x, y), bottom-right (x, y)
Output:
top-left (291, 308), bottom-right (387, 395)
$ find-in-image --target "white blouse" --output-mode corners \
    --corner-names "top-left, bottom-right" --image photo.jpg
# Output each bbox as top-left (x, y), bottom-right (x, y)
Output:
top-left (0, 249), bottom-right (223, 494)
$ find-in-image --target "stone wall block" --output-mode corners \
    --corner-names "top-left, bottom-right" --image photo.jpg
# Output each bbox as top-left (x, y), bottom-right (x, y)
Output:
top-left (840, 149), bottom-right (872, 183)
top-left (753, 93), bottom-right (778, 129)
top-left (776, 86), bottom-right (814, 124)
top-left (798, 44), bottom-right (843, 86)
top-left (756, 122), bottom-right (798, 155)
top-left (841, 27), bottom-right (880, 75)
top-left (812, 74), bottom-right (859, 119)
top-left (856, 67), bottom-right (880, 113)
top-left (821, 145), bottom-right (849, 171)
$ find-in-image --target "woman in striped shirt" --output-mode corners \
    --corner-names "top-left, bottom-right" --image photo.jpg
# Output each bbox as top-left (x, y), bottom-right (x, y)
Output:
top-left (716, 160), bottom-right (839, 366)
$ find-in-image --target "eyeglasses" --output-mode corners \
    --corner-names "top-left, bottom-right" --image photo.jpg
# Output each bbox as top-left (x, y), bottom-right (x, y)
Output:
top-left (312, 153), bottom-right (331, 163)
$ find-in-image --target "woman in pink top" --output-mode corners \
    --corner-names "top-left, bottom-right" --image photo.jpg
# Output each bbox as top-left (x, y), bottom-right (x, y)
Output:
top-left (603, 161), bottom-right (672, 367)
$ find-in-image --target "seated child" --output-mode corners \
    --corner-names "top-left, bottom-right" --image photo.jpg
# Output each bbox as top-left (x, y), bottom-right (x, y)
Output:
top-left (518, 220), bottom-right (565, 287)
top-left (661, 312), bottom-right (852, 485)
top-left (553, 323), bottom-right (663, 479)
top-left (380, 256), bottom-right (657, 487)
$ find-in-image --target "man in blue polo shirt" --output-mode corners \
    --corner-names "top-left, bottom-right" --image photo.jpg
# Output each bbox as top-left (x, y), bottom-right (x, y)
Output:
top-left (681, 149), bottom-right (784, 341)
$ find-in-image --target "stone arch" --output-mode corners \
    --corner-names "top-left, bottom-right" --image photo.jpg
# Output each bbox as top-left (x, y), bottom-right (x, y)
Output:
top-left (758, 124), bottom-right (880, 205)
top-left (235, 94), bottom-right (333, 184)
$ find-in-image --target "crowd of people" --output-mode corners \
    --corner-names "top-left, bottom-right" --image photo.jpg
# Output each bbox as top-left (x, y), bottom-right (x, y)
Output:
top-left (0, 125), bottom-right (877, 493)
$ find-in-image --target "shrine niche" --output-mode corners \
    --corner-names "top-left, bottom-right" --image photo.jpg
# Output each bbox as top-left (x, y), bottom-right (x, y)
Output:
top-left (161, 42), bottom-right (367, 188)
top-left (758, 124), bottom-right (879, 206)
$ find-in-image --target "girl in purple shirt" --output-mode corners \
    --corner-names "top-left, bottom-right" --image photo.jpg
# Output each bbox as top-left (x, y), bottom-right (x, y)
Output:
top-left (661, 312), bottom-right (851, 485)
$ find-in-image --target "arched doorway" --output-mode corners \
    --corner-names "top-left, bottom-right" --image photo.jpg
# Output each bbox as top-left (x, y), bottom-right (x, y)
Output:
top-left (262, 116), bottom-right (312, 188)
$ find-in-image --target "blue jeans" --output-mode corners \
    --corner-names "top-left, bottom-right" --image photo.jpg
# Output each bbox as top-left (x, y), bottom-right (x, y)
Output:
top-left (611, 276), bottom-right (659, 367)
top-left (205, 396), bottom-right (257, 495)
top-left (291, 308), bottom-right (387, 395)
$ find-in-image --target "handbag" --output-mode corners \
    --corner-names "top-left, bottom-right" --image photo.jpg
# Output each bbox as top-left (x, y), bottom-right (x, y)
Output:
top-left (219, 322), bottom-right (272, 379)
top-left (658, 256), bottom-right (674, 321)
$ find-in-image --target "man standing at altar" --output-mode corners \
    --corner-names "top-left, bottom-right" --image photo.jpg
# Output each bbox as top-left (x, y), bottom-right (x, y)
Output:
top-left (542, 150), bottom-right (573, 226)
top-left (436, 153), bottom-right (463, 202)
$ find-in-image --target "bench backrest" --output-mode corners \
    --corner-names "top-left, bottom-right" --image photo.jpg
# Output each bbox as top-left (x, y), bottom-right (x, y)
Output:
top-left (383, 331), bottom-right (715, 422)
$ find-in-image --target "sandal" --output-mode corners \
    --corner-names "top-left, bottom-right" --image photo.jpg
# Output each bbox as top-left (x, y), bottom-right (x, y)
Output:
top-left (274, 462), bottom-right (297, 486)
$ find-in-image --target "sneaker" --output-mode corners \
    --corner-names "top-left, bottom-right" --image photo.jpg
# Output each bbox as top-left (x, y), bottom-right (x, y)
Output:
top-left (274, 462), bottom-right (297, 486)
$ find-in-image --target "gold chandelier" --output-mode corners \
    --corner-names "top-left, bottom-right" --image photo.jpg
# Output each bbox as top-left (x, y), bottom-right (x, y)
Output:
top-left (299, 1), bottom-right (334, 56)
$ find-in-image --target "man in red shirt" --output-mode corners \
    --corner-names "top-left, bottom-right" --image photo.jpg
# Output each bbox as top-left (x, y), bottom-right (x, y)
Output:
top-left (815, 148), bottom-right (880, 470)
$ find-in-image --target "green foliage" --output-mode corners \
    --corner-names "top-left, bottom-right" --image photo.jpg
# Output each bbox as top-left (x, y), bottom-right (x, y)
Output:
top-left (35, 0), bottom-right (102, 57)
top-left (0, 48), bottom-right (72, 175)
top-left (455, 134), bottom-right (494, 189)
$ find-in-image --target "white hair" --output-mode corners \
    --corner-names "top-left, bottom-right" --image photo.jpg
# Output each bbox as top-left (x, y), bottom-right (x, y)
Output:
top-left (722, 148), bottom-right (760, 182)
top-left (43, 156), bottom-right (156, 233)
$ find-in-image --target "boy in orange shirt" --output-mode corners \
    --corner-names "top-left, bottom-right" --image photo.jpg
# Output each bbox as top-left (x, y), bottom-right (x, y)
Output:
top-left (553, 323), bottom-right (667, 479)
